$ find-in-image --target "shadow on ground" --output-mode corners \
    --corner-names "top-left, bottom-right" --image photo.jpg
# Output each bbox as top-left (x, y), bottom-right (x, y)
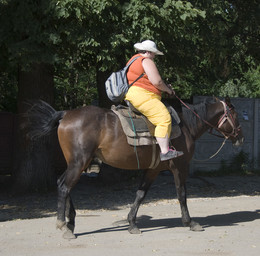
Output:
top-left (74, 209), bottom-right (260, 237)
top-left (0, 172), bottom-right (259, 222)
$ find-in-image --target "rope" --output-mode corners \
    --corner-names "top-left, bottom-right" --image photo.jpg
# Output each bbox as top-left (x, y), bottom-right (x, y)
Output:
top-left (192, 138), bottom-right (227, 162)
top-left (174, 94), bottom-right (216, 129)
top-left (128, 111), bottom-right (140, 169)
top-left (174, 94), bottom-right (229, 161)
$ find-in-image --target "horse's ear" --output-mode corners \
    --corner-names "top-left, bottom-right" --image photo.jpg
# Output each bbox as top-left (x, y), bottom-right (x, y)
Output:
top-left (213, 96), bottom-right (219, 102)
top-left (225, 96), bottom-right (231, 106)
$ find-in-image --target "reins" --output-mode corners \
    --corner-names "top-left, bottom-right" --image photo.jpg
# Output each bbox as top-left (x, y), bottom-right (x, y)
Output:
top-left (175, 95), bottom-right (225, 138)
top-left (192, 138), bottom-right (227, 162)
top-left (174, 94), bottom-right (240, 161)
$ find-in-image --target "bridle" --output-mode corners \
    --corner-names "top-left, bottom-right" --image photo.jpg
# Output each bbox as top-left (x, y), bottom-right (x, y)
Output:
top-left (173, 95), bottom-right (242, 161)
top-left (174, 95), bottom-right (241, 140)
top-left (209, 101), bottom-right (241, 139)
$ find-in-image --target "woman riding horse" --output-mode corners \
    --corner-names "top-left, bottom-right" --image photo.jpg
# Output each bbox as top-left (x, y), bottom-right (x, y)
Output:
top-left (125, 40), bottom-right (183, 161)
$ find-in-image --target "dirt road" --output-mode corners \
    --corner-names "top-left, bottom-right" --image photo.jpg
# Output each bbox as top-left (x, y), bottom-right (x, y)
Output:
top-left (0, 174), bottom-right (260, 256)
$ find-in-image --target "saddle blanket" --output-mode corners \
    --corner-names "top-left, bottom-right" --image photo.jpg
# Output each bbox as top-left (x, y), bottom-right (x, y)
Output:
top-left (111, 104), bottom-right (181, 146)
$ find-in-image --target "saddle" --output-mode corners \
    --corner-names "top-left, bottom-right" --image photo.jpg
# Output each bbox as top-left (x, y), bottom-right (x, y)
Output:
top-left (111, 104), bottom-right (181, 147)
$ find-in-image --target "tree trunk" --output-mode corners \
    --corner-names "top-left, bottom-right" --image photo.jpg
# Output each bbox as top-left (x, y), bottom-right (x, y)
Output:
top-left (96, 67), bottom-right (113, 109)
top-left (12, 63), bottom-right (57, 193)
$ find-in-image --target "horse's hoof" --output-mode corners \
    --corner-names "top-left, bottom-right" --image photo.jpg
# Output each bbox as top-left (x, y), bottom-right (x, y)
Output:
top-left (56, 220), bottom-right (66, 230)
top-left (63, 229), bottom-right (76, 240)
top-left (128, 226), bottom-right (141, 234)
top-left (190, 220), bottom-right (204, 232)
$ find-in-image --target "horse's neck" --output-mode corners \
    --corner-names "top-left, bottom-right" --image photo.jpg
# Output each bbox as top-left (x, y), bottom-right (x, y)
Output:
top-left (183, 101), bottom-right (224, 140)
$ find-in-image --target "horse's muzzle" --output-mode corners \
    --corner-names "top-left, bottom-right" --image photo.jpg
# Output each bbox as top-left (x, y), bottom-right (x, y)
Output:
top-left (233, 135), bottom-right (244, 147)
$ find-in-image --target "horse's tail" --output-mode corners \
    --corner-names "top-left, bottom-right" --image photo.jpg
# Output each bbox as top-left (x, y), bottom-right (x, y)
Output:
top-left (22, 100), bottom-right (65, 140)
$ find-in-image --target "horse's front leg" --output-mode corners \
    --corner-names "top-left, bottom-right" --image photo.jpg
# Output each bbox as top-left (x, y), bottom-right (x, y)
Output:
top-left (128, 170), bottom-right (160, 234)
top-left (171, 163), bottom-right (204, 231)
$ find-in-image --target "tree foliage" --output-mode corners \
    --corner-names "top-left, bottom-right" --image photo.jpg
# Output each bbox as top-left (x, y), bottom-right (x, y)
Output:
top-left (1, 0), bottom-right (259, 112)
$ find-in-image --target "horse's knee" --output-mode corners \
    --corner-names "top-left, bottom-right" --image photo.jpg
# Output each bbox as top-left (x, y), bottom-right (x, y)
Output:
top-left (58, 181), bottom-right (70, 198)
top-left (136, 189), bottom-right (146, 200)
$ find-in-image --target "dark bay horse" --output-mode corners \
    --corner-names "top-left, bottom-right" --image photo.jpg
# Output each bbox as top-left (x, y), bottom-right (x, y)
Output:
top-left (25, 97), bottom-right (243, 239)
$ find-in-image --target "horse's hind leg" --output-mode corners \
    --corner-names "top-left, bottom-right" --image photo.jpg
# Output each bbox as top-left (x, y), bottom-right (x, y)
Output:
top-left (56, 162), bottom-right (84, 239)
top-left (170, 162), bottom-right (204, 231)
top-left (128, 170), bottom-right (160, 234)
top-left (65, 195), bottom-right (76, 232)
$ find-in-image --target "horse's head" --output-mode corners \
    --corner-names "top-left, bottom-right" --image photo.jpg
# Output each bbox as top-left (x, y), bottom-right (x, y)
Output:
top-left (216, 96), bottom-right (244, 147)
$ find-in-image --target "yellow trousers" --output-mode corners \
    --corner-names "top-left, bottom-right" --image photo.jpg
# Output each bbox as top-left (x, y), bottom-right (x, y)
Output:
top-left (125, 86), bottom-right (171, 138)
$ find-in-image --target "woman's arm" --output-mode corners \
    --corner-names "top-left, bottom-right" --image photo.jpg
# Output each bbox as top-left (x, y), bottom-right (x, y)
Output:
top-left (142, 58), bottom-right (174, 95)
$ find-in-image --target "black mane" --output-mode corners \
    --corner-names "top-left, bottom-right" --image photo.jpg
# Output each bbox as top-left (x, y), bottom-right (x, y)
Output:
top-left (181, 98), bottom-right (217, 135)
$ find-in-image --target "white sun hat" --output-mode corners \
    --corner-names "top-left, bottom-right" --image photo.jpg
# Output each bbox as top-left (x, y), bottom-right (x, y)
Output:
top-left (134, 40), bottom-right (164, 55)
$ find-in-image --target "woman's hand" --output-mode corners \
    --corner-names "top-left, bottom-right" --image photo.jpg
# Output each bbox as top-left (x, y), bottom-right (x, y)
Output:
top-left (166, 84), bottom-right (175, 96)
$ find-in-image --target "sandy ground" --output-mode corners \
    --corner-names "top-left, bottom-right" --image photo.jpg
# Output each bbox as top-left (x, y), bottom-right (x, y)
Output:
top-left (0, 174), bottom-right (260, 256)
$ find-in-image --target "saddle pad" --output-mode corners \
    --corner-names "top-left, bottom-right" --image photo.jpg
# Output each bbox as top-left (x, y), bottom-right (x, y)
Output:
top-left (111, 105), bottom-right (181, 146)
